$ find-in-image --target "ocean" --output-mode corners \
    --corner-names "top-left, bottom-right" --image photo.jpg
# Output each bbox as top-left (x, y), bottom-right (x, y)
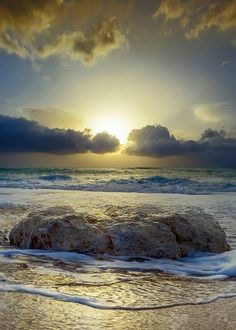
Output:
top-left (0, 167), bottom-right (236, 329)
top-left (0, 167), bottom-right (235, 194)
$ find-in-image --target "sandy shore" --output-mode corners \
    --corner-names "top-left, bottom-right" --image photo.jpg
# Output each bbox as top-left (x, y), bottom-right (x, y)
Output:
top-left (0, 293), bottom-right (235, 330)
top-left (0, 188), bottom-right (236, 329)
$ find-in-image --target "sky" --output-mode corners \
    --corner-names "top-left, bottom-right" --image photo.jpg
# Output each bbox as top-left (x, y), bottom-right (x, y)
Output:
top-left (0, 0), bottom-right (236, 167)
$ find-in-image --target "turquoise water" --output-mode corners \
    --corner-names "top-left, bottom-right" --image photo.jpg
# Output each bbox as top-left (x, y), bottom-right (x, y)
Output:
top-left (0, 167), bottom-right (235, 194)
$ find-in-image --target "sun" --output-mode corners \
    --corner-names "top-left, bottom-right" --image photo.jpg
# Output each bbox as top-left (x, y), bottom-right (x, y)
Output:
top-left (92, 115), bottom-right (130, 144)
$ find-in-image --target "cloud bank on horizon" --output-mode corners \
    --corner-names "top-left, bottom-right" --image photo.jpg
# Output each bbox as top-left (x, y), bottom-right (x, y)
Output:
top-left (126, 125), bottom-right (236, 166)
top-left (0, 114), bottom-right (235, 166)
top-left (0, 115), bottom-right (120, 154)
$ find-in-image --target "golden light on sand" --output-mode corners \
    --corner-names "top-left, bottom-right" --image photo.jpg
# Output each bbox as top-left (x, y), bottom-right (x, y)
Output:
top-left (92, 114), bottom-right (130, 144)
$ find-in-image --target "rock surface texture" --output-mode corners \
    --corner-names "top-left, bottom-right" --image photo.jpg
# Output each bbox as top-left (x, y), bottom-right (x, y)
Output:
top-left (9, 206), bottom-right (230, 258)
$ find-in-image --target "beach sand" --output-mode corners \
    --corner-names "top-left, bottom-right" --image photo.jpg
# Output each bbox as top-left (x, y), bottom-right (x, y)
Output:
top-left (1, 188), bottom-right (236, 329)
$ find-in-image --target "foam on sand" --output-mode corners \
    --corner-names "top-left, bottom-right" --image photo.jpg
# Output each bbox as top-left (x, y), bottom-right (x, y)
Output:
top-left (1, 248), bottom-right (236, 279)
top-left (1, 281), bottom-right (236, 310)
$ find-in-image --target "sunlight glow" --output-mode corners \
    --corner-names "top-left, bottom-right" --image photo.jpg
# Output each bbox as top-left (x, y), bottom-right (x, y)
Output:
top-left (92, 115), bottom-right (130, 144)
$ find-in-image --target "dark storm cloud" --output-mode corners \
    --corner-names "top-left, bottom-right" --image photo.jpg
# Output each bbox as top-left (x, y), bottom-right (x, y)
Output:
top-left (125, 125), bottom-right (236, 165)
top-left (201, 128), bottom-right (226, 140)
top-left (200, 128), bottom-right (236, 151)
top-left (90, 132), bottom-right (120, 154)
top-left (0, 115), bottom-right (120, 154)
top-left (0, 0), bottom-right (131, 64)
top-left (125, 125), bottom-right (203, 157)
top-left (154, 0), bottom-right (236, 39)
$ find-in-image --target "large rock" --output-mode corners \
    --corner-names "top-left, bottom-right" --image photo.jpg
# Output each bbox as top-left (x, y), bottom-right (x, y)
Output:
top-left (107, 221), bottom-right (178, 258)
top-left (157, 213), bottom-right (230, 256)
top-left (9, 206), bottom-right (230, 258)
top-left (9, 206), bottom-right (112, 254)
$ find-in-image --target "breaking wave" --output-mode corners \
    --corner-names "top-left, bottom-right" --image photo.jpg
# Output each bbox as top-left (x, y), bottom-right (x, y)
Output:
top-left (0, 167), bottom-right (235, 194)
top-left (38, 174), bottom-right (72, 181)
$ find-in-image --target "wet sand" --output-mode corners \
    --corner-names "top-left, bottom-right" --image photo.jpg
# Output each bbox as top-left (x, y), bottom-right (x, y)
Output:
top-left (1, 188), bottom-right (236, 329)
top-left (0, 256), bottom-right (235, 330)
top-left (0, 293), bottom-right (235, 330)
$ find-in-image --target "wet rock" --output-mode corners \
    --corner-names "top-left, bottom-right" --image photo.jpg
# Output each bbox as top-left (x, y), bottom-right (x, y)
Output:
top-left (9, 206), bottom-right (111, 254)
top-left (9, 206), bottom-right (230, 258)
top-left (157, 213), bottom-right (230, 256)
top-left (108, 221), bottom-right (178, 258)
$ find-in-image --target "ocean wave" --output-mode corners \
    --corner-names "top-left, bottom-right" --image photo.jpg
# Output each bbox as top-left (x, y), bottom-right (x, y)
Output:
top-left (0, 170), bottom-right (235, 194)
top-left (95, 176), bottom-right (236, 194)
top-left (38, 174), bottom-right (72, 181)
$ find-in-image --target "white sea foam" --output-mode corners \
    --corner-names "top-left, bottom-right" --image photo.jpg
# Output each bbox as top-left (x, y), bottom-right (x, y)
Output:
top-left (0, 281), bottom-right (236, 310)
top-left (2, 248), bottom-right (236, 310)
top-left (1, 249), bottom-right (236, 279)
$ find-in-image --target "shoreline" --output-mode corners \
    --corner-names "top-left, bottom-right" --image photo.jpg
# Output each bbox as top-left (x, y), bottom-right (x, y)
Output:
top-left (0, 187), bottom-right (236, 329)
top-left (0, 293), bottom-right (236, 329)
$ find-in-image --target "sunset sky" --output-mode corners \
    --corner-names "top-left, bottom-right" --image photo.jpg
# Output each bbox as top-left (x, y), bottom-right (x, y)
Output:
top-left (0, 0), bottom-right (236, 167)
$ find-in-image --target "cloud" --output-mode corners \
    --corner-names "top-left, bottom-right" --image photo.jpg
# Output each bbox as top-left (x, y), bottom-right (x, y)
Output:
top-left (0, 0), bottom-right (130, 64)
top-left (193, 101), bottom-right (236, 124)
top-left (0, 115), bottom-right (120, 154)
top-left (125, 125), bottom-right (203, 157)
top-left (154, 0), bottom-right (236, 39)
top-left (90, 132), bottom-right (120, 154)
top-left (19, 107), bottom-right (82, 129)
top-left (1, 114), bottom-right (235, 166)
top-left (125, 124), bottom-right (236, 166)
top-left (200, 128), bottom-right (226, 140)
top-left (221, 60), bottom-right (236, 67)
top-left (37, 17), bottom-right (127, 65)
